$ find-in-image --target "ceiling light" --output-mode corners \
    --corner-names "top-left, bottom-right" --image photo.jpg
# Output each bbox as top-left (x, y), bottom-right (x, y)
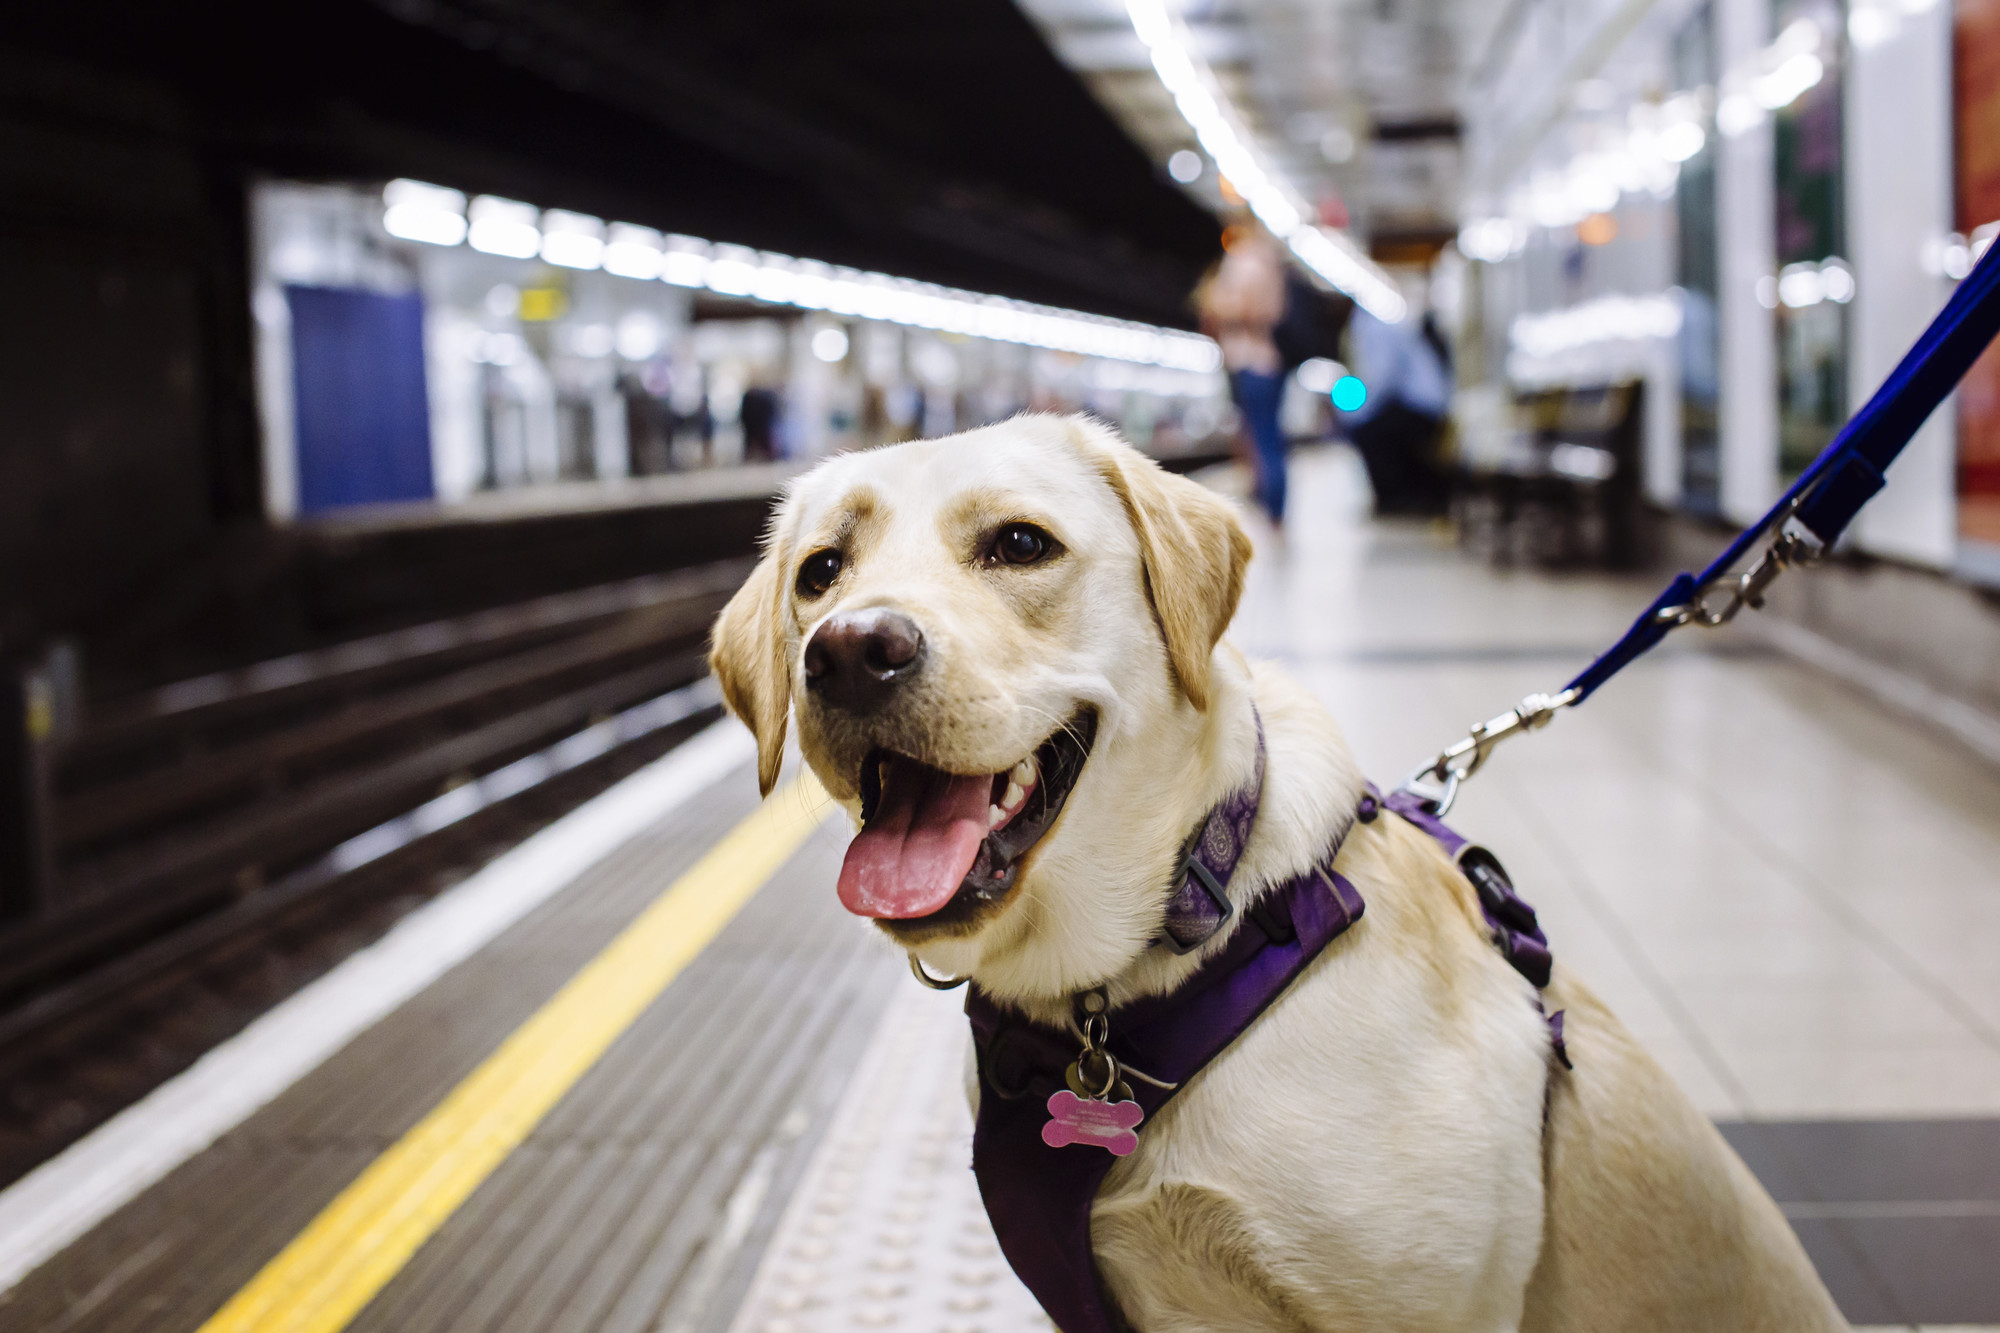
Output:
top-left (377, 180), bottom-right (1220, 372)
top-left (660, 235), bottom-right (711, 288)
top-left (1167, 150), bottom-right (1204, 183)
top-left (1658, 121), bottom-right (1707, 163)
top-left (810, 327), bottom-right (850, 362)
top-left (467, 196), bottom-right (541, 259)
top-left (1777, 262), bottom-right (1825, 307)
top-left (1754, 52), bottom-right (1824, 110)
top-left (1457, 218), bottom-right (1525, 263)
top-left (1123, 0), bottom-right (1404, 322)
top-left (382, 179), bottom-right (468, 246)
top-left (1510, 292), bottom-right (1682, 357)
top-left (1716, 93), bottom-right (1764, 137)
top-left (603, 223), bottom-right (665, 279)
top-left (540, 210), bottom-right (606, 270)
top-left (1849, 5), bottom-right (1900, 47)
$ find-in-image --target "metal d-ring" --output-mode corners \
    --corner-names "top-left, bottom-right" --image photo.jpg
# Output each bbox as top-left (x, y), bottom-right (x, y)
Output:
top-left (908, 954), bottom-right (969, 990)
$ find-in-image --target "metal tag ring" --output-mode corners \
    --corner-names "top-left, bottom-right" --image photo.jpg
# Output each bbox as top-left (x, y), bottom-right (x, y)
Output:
top-left (1066, 1048), bottom-right (1122, 1101)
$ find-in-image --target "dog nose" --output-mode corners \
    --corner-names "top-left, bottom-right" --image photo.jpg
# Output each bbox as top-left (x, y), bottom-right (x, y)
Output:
top-left (803, 608), bottom-right (927, 712)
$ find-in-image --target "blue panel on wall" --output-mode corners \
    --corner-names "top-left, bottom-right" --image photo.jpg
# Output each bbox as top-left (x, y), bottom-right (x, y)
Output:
top-left (286, 285), bottom-right (434, 514)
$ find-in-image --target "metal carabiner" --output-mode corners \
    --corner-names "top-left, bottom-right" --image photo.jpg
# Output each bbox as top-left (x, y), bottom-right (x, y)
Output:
top-left (1399, 689), bottom-right (1578, 816)
top-left (1654, 524), bottom-right (1822, 631)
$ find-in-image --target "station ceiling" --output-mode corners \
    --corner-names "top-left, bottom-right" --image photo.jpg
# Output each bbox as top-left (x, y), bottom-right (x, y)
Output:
top-left (11, 0), bottom-right (1224, 326)
top-left (1015, 0), bottom-right (1496, 255)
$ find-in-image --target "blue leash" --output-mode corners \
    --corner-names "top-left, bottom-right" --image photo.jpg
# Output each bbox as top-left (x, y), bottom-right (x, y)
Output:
top-left (1403, 242), bottom-right (2000, 814)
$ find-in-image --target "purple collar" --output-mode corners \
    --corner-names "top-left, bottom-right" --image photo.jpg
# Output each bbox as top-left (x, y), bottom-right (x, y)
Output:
top-left (1158, 714), bottom-right (1267, 952)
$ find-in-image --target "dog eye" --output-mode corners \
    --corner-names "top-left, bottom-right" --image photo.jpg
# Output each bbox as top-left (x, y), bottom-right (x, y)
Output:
top-left (796, 549), bottom-right (843, 597)
top-left (992, 523), bottom-right (1056, 566)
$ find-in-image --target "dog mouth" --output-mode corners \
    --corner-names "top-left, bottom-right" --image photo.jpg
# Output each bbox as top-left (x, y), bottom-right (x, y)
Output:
top-left (835, 710), bottom-right (1098, 923)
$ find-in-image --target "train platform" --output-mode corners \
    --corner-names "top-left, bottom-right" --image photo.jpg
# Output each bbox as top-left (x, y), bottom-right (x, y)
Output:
top-left (1, 448), bottom-right (1997, 1333)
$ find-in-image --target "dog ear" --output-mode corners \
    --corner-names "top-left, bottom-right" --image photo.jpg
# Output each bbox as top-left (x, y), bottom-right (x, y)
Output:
top-left (710, 545), bottom-right (791, 795)
top-left (1084, 427), bottom-right (1253, 711)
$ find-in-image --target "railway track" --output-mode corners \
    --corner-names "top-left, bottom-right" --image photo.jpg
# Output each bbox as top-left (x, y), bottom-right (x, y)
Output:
top-left (0, 561), bottom-right (748, 1187)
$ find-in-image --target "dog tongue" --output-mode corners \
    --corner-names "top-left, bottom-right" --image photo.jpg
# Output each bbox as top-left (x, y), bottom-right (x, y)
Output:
top-left (839, 755), bottom-right (992, 919)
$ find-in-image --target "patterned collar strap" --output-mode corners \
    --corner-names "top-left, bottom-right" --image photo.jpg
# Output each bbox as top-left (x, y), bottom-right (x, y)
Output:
top-left (1157, 709), bottom-right (1266, 953)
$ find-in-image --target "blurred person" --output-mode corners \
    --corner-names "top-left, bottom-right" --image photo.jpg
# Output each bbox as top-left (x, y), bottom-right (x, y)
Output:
top-left (741, 383), bottom-right (781, 462)
top-left (1341, 287), bottom-right (1452, 516)
top-left (1197, 226), bottom-right (1289, 525)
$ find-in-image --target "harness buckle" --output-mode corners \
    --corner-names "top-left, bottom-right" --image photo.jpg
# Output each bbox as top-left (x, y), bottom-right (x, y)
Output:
top-left (1159, 852), bottom-right (1236, 954)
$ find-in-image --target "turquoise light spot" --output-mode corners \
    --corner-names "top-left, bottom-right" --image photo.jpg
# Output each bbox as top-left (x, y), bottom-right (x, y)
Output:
top-left (1331, 375), bottom-right (1368, 412)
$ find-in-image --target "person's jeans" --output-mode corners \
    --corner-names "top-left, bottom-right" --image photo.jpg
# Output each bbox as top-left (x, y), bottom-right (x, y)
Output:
top-left (1231, 368), bottom-right (1287, 523)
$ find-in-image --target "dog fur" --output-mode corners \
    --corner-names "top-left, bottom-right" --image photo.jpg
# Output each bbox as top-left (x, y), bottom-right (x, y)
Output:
top-left (711, 414), bottom-right (1848, 1332)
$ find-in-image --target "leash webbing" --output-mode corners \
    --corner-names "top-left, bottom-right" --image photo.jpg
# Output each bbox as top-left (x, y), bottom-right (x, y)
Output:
top-left (1403, 242), bottom-right (2000, 813)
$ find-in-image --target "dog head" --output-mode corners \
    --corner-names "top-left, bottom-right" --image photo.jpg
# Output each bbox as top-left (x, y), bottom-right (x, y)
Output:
top-left (710, 414), bottom-right (1252, 996)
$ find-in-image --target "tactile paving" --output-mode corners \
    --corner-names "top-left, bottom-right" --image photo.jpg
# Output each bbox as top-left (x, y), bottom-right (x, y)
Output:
top-left (727, 984), bottom-right (1050, 1333)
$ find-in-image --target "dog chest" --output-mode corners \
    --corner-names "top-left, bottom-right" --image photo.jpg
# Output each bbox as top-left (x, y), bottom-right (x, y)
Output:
top-left (1087, 952), bottom-right (1553, 1331)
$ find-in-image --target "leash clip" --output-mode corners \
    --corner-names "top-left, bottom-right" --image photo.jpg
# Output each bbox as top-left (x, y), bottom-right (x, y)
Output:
top-left (1653, 520), bottom-right (1823, 631)
top-left (1398, 688), bottom-right (1578, 816)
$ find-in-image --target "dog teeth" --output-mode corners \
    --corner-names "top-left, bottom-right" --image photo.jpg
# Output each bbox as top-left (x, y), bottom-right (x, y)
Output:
top-left (988, 804), bottom-right (1006, 829)
top-left (1011, 756), bottom-right (1037, 786)
top-left (1001, 779), bottom-right (1025, 811)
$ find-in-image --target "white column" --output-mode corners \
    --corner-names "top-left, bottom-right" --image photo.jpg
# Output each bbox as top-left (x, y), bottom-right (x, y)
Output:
top-left (591, 385), bottom-right (631, 481)
top-left (1847, 0), bottom-right (1957, 567)
top-left (1715, 0), bottom-right (1780, 526)
top-left (426, 311), bottom-right (484, 502)
top-left (252, 282), bottom-right (299, 521)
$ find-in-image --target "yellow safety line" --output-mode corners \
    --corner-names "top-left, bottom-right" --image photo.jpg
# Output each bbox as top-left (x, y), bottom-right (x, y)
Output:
top-left (198, 774), bottom-right (833, 1333)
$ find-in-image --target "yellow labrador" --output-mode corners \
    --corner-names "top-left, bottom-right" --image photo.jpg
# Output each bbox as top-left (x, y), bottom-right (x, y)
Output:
top-left (710, 414), bottom-right (1846, 1332)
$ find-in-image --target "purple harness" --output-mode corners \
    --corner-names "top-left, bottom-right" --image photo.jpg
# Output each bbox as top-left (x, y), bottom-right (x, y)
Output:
top-left (965, 736), bottom-right (1564, 1333)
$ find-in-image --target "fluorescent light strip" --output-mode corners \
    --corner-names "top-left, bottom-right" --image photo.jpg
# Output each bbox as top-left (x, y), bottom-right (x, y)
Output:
top-left (378, 182), bottom-right (1219, 373)
top-left (1122, 0), bottom-right (1407, 323)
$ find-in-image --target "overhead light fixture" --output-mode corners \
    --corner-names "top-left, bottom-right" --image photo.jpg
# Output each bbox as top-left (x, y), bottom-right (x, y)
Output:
top-left (467, 196), bottom-right (541, 259)
top-left (540, 210), bottom-right (607, 270)
top-left (1719, 18), bottom-right (1827, 138)
top-left (1509, 292), bottom-right (1683, 358)
top-left (1123, 0), bottom-right (1406, 322)
top-left (1657, 120), bottom-right (1707, 163)
top-left (602, 223), bottom-right (665, 280)
top-left (377, 182), bottom-right (1219, 372)
top-left (382, 179), bottom-right (468, 246)
top-left (810, 326), bottom-right (850, 363)
top-left (1167, 150), bottom-right (1204, 183)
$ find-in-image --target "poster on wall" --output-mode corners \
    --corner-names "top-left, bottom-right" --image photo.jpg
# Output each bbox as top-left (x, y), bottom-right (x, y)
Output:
top-left (1960, 0), bottom-right (2000, 583)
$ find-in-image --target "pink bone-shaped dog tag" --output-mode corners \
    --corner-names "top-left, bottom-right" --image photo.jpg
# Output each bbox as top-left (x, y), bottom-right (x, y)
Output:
top-left (1041, 1090), bottom-right (1144, 1156)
